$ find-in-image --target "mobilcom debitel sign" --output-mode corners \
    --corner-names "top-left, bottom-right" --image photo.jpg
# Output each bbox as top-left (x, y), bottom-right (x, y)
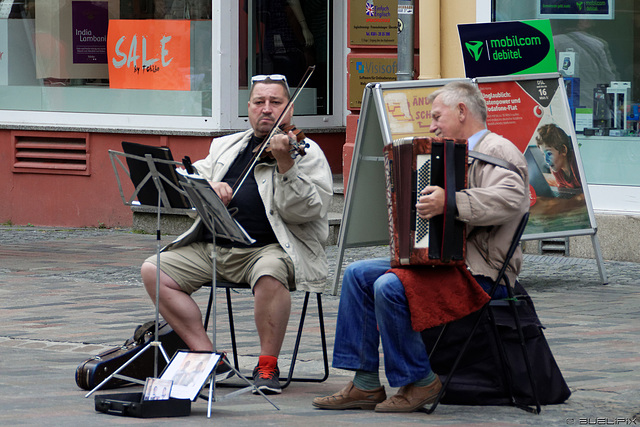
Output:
top-left (458, 19), bottom-right (556, 78)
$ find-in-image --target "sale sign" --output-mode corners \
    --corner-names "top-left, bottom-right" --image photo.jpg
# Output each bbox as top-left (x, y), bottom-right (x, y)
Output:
top-left (108, 20), bottom-right (191, 91)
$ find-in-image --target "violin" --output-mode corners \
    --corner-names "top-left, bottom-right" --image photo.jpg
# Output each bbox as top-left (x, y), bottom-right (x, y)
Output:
top-left (253, 124), bottom-right (310, 160)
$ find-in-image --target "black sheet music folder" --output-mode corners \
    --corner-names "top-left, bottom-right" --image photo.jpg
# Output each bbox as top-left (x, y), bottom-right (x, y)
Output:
top-left (121, 141), bottom-right (190, 209)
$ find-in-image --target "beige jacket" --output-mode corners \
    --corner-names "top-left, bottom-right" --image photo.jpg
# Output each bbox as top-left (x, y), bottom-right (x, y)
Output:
top-left (456, 132), bottom-right (530, 287)
top-left (164, 130), bottom-right (333, 293)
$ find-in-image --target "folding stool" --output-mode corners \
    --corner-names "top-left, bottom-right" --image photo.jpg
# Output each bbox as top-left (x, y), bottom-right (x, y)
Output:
top-left (203, 281), bottom-right (329, 389)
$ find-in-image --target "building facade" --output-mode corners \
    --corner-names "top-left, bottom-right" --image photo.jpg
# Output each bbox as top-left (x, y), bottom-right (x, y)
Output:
top-left (1, 0), bottom-right (347, 227)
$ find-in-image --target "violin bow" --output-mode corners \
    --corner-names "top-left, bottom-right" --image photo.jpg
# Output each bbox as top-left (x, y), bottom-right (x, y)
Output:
top-left (231, 65), bottom-right (316, 199)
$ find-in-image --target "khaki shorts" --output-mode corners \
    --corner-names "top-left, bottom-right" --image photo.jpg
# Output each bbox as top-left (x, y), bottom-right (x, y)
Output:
top-left (145, 242), bottom-right (295, 295)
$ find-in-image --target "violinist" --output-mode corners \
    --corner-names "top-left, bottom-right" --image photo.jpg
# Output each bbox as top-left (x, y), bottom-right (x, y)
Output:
top-left (140, 74), bottom-right (333, 395)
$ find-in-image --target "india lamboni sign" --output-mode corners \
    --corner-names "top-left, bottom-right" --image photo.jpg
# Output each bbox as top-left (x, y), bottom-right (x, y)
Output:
top-left (458, 20), bottom-right (556, 78)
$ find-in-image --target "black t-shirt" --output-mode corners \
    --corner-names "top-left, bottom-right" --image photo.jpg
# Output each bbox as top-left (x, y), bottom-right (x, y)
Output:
top-left (203, 135), bottom-right (279, 248)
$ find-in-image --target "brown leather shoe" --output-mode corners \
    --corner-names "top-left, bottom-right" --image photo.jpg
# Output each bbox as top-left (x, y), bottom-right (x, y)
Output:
top-left (312, 381), bottom-right (386, 410)
top-left (375, 376), bottom-right (442, 413)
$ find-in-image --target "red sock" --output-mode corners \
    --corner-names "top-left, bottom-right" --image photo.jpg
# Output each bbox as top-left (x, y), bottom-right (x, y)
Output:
top-left (258, 355), bottom-right (278, 368)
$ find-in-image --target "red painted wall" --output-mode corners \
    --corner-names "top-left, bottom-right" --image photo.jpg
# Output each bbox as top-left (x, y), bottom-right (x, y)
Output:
top-left (0, 129), bottom-right (343, 228)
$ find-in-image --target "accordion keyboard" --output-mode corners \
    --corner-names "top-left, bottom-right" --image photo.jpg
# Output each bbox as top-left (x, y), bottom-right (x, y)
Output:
top-left (415, 154), bottom-right (431, 248)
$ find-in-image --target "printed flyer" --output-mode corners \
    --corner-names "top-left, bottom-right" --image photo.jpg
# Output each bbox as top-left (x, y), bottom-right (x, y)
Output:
top-left (381, 86), bottom-right (441, 139)
top-left (478, 77), bottom-right (591, 235)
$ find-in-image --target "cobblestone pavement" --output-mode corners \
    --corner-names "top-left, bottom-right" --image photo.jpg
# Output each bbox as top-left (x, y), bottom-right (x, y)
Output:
top-left (0, 226), bottom-right (638, 426)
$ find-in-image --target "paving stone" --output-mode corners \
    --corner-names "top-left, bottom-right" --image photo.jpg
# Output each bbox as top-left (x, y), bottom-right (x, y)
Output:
top-left (0, 226), bottom-right (638, 426)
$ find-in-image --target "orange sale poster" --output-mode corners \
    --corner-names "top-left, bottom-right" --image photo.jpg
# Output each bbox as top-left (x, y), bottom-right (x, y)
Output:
top-left (108, 20), bottom-right (191, 91)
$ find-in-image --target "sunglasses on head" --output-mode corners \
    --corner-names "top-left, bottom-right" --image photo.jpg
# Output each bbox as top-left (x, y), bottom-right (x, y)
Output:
top-left (251, 74), bottom-right (289, 90)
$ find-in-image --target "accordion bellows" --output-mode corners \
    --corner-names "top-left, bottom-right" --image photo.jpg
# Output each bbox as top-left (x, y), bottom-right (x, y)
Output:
top-left (384, 137), bottom-right (468, 267)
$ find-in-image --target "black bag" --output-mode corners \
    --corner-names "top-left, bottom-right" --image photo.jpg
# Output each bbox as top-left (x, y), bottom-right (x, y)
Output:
top-left (421, 282), bottom-right (571, 406)
top-left (76, 320), bottom-right (188, 391)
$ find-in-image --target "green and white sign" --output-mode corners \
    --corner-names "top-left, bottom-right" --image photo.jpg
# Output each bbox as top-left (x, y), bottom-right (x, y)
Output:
top-left (458, 20), bottom-right (556, 78)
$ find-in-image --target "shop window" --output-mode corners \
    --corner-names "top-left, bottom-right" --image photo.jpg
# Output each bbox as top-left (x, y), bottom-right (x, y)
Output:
top-left (495, 0), bottom-right (640, 191)
top-left (238, 0), bottom-right (332, 117)
top-left (495, 0), bottom-right (638, 135)
top-left (0, 0), bottom-right (212, 117)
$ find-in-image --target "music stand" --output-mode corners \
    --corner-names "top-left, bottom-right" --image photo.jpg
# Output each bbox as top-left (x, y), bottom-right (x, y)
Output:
top-left (120, 141), bottom-right (190, 209)
top-left (85, 148), bottom-right (190, 398)
top-left (176, 171), bottom-right (280, 416)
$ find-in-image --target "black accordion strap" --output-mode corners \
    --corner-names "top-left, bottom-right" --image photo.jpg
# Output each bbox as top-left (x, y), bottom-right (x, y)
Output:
top-left (441, 140), bottom-right (457, 262)
top-left (469, 151), bottom-right (523, 179)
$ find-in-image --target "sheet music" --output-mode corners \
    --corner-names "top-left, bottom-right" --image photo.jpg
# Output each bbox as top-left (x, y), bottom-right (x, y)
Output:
top-left (175, 169), bottom-right (254, 246)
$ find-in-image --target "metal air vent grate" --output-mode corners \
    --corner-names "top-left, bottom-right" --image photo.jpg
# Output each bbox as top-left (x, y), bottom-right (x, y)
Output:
top-left (13, 135), bottom-right (90, 175)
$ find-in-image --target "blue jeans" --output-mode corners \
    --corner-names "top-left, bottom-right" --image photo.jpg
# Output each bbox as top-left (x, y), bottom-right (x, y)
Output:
top-left (332, 258), bottom-right (507, 387)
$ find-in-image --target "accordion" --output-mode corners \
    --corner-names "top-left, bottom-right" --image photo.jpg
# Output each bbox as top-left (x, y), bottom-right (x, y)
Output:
top-left (383, 137), bottom-right (468, 267)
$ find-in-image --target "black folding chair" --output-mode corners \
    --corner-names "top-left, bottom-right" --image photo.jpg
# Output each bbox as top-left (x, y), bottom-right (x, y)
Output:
top-left (425, 212), bottom-right (540, 414)
top-left (203, 281), bottom-right (329, 389)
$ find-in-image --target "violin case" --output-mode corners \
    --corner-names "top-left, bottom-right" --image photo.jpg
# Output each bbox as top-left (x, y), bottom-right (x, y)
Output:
top-left (76, 320), bottom-right (187, 391)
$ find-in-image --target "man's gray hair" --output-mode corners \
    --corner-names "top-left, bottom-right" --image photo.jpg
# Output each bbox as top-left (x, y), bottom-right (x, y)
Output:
top-left (427, 81), bottom-right (487, 123)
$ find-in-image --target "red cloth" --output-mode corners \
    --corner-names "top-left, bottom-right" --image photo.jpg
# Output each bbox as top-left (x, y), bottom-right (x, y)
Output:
top-left (390, 265), bottom-right (491, 332)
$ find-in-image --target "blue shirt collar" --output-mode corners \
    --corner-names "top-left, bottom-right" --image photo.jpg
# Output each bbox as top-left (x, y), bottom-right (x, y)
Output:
top-left (467, 129), bottom-right (489, 151)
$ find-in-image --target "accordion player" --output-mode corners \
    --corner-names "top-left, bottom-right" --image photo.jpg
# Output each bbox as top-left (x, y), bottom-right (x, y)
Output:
top-left (383, 136), bottom-right (468, 267)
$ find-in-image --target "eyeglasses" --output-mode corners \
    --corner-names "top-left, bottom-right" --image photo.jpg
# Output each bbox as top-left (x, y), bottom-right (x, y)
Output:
top-left (251, 74), bottom-right (289, 91)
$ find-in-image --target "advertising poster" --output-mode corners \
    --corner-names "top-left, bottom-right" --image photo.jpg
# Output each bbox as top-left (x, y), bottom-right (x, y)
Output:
top-left (538, 0), bottom-right (614, 20)
top-left (72, 1), bottom-right (108, 64)
top-left (107, 20), bottom-right (191, 91)
top-left (35, 0), bottom-right (120, 79)
top-left (458, 19), bottom-right (556, 79)
top-left (349, 0), bottom-right (397, 47)
top-left (381, 86), bottom-right (441, 139)
top-left (477, 76), bottom-right (592, 236)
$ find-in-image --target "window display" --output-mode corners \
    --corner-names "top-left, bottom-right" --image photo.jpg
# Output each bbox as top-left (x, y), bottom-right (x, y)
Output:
top-left (238, 0), bottom-right (332, 117)
top-left (496, 0), bottom-right (637, 136)
top-left (496, 0), bottom-right (640, 190)
top-left (0, 0), bottom-right (212, 117)
top-left (1, 1), bottom-right (333, 125)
